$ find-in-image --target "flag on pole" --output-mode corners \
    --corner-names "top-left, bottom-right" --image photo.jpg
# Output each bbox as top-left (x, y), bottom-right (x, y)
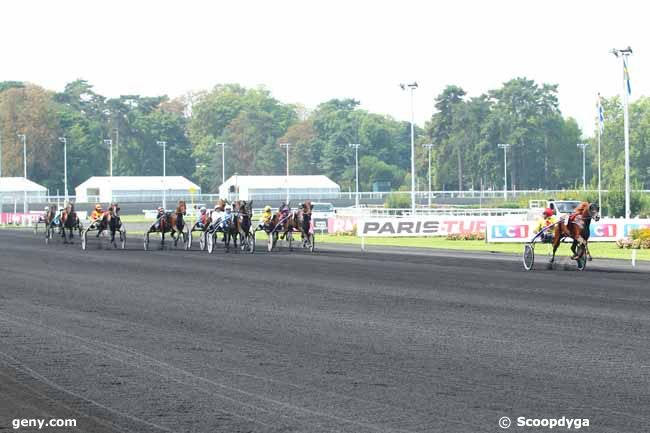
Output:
top-left (623, 58), bottom-right (632, 95)
top-left (597, 93), bottom-right (604, 133)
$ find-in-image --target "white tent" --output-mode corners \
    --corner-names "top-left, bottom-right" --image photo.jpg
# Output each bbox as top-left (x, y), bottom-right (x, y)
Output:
top-left (75, 176), bottom-right (200, 202)
top-left (218, 175), bottom-right (340, 201)
top-left (0, 177), bottom-right (47, 201)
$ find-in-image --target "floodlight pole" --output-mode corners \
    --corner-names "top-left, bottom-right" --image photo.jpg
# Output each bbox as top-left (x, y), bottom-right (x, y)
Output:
top-left (217, 142), bottom-right (226, 185)
top-left (157, 140), bottom-right (167, 209)
top-left (280, 143), bottom-right (291, 203)
top-left (497, 143), bottom-right (511, 200)
top-left (17, 134), bottom-right (27, 212)
top-left (422, 143), bottom-right (433, 207)
top-left (104, 139), bottom-right (113, 176)
top-left (611, 46), bottom-right (633, 218)
top-left (577, 143), bottom-right (589, 191)
top-left (401, 82), bottom-right (418, 214)
top-left (58, 137), bottom-right (68, 202)
top-left (349, 143), bottom-right (360, 208)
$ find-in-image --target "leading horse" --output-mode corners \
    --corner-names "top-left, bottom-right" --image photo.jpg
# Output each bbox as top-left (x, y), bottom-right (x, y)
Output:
top-left (61, 202), bottom-right (82, 243)
top-left (96, 202), bottom-right (123, 247)
top-left (294, 200), bottom-right (314, 247)
top-left (550, 202), bottom-right (600, 264)
top-left (168, 200), bottom-right (187, 247)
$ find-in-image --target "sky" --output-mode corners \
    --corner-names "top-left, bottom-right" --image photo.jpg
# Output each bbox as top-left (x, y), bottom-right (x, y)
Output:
top-left (1, 0), bottom-right (648, 135)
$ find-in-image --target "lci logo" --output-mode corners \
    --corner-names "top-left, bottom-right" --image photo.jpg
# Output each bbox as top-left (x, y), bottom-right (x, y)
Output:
top-left (491, 225), bottom-right (529, 239)
top-left (590, 224), bottom-right (617, 238)
top-left (623, 224), bottom-right (650, 237)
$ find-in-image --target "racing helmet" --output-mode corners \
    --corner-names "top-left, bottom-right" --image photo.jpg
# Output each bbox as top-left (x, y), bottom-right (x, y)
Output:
top-left (200, 206), bottom-right (207, 213)
top-left (543, 208), bottom-right (554, 217)
top-left (95, 203), bottom-right (103, 211)
top-left (157, 206), bottom-right (164, 212)
top-left (225, 204), bottom-right (232, 212)
top-left (264, 205), bottom-right (272, 212)
top-left (44, 206), bottom-right (49, 211)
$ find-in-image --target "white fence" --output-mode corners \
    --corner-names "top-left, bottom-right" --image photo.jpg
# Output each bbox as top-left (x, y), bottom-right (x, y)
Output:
top-left (336, 207), bottom-right (529, 218)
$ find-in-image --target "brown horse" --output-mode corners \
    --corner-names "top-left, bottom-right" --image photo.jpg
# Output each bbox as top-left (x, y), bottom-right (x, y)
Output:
top-left (39, 205), bottom-right (58, 239)
top-left (168, 200), bottom-right (187, 247)
top-left (550, 202), bottom-right (600, 264)
top-left (272, 203), bottom-right (300, 250)
top-left (294, 200), bottom-right (314, 247)
top-left (43, 205), bottom-right (57, 227)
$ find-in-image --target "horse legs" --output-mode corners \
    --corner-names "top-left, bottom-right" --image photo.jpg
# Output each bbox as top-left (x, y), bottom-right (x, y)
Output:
top-left (571, 236), bottom-right (586, 260)
top-left (550, 229), bottom-right (561, 264)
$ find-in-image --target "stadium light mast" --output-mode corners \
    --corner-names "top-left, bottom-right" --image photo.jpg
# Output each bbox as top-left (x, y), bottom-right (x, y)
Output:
top-left (422, 143), bottom-right (433, 207)
top-left (157, 140), bottom-right (167, 209)
top-left (577, 143), bottom-right (589, 191)
top-left (401, 82), bottom-right (418, 214)
top-left (611, 46), bottom-right (633, 218)
top-left (349, 143), bottom-right (361, 208)
top-left (104, 139), bottom-right (113, 177)
top-left (217, 142), bottom-right (226, 185)
top-left (497, 143), bottom-right (511, 201)
top-left (0, 134), bottom-right (3, 177)
top-left (280, 143), bottom-right (291, 204)
top-left (57, 137), bottom-right (68, 202)
top-left (17, 133), bottom-right (27, 212)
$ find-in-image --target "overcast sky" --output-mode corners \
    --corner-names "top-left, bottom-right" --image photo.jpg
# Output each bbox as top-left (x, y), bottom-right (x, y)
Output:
top-left (1, 0), bottom-right (647, 135)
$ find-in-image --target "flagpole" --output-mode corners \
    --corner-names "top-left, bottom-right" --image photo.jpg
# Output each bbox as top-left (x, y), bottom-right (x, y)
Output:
top-left (597, 117), bottom-right (602, 212)
top-left (622, 56), bottom-right (631, 219)
top-left (597, 93), bottom-right (602, 212)
top-left (612, 46), bottom-right (632, 219)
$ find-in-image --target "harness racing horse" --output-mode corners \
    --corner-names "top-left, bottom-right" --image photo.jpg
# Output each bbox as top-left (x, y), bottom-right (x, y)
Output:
top-left (168, 200), bottom-right (189, 248)
top-left (221, 204), bottom-right (240, 253)
top-left (61, 202), bottom-right (82, 244)
top-left (269, 205), bottom-right (300, 251)
top-left (143, 201), bottom-right (188, 250)
top-left (101, 203), bottom-right (124, 247)
top-left (294, 200), bottom-right (315, 251)
top-left (205, 199), bottom-right (238, 253)
top-left (550, 202), bottom-right (600, 267)
top-left (42, 205), bottom-right (58, 243)
top-left (235, 200), bottom-right (254, 252)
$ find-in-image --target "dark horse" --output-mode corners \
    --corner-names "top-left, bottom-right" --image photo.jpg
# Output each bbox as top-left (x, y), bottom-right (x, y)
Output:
top-left (96, 203), bottom-right (123, 247)
top-left (234, 200), bottom-right (253, 250)
top-left (61, 202), bottom-right (82, 244)
top-left (550, 202), bottom-right (600, 264)
top-left (294, 200), bottom-right (314, 248)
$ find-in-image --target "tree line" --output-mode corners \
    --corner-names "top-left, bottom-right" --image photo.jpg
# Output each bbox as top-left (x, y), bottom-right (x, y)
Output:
top-left (1, 78), bottom-right (647, 199)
